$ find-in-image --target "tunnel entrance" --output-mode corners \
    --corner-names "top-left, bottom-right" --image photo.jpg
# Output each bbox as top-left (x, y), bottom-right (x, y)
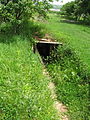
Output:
top-left (34, 41), bottom-right (61, 59)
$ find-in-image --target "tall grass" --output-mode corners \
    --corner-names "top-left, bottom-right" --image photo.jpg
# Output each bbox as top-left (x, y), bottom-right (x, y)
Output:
top-left (0, 22), bottom-right (58, 120)
top-left (46, 45), bottom-right (89, 120)
top-left (38, 13), bottom-right (90, 120)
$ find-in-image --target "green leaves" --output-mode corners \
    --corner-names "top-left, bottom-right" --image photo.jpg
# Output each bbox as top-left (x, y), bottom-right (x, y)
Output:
top-left (0, 0), bottom-right (55, 25)
top-left (61, 0), bottom-right (90, 23)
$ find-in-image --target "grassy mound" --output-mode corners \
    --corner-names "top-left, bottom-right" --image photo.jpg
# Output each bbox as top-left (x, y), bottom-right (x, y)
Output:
top-left (0, 23), bottom-right (58, 120)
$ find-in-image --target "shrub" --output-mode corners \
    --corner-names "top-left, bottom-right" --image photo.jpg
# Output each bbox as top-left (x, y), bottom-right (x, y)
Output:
top-left (60, 0), bottom-right (90, 23)
top-left (0, 0), bottom-right (52, 24)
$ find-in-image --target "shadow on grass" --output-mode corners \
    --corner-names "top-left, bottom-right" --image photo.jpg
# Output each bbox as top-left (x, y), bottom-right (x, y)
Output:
top-left (57, 15), bottom-right (90, 28)
top-left (0, 21), bottom-right (44, 44)
top-left (60, 19), bottom-right (79, 25)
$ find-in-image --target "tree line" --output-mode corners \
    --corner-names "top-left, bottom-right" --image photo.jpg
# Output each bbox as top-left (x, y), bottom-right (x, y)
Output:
top-left (60, 0), bottom-right (90, 23)
top-left (0, 0), bottom-right (56, 26)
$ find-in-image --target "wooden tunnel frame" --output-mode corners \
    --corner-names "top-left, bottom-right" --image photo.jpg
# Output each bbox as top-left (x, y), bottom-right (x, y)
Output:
top-left (33, 41), bottom-right (62, 58)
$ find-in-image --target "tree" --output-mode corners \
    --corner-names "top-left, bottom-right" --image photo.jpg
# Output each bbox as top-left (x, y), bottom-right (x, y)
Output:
top-left (60, 1), bottom-right (75, 17)
top-left (75, 0), bottom-right (90, 20)
top-left (60, 0), bottom-right (90, 23)
top-left (0, 0), bottom-right (56, 24)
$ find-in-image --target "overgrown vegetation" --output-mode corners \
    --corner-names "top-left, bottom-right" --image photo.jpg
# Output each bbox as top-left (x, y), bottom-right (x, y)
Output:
top-left (60, 0), bottom-right (90, 24)
top-left (0, 1), bottom-right (61, 119)
top-left (0, 20), bottom-right (59, 119)
top-left (41, 13), bottom-right (90, 70)
top-left (0, 0), bottom-right (90, 119)
top-left (39, 13), bottom-right (90, 120)
top-left (0, 0), bottom-right (52, 22)
top-left (0, 0), bottom-right (54, 34)
top-left (46, 45), bottom-right (89, 120)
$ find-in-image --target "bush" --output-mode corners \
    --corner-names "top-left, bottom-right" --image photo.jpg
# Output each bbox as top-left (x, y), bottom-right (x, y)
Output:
top-left (0, 0), bottom-right (53, 33)
top-left (60, 0), bottom-right (90, 23)
top-left (0, 0), bottom-right (52, 23)
top-left (60, 1), bottom-right (75, 17)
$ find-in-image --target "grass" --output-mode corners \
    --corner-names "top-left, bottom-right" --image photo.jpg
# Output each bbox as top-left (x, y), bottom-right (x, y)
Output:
top-left (42, 13), bottom-right (90, 70)
top-left (0, 13), bottom-right (90, 120)
top-left (46, 46), bottom-right (89, 120)
top-left (39, 13), bottom-right (90, 120)
top-left (0, 22), bottom-right (58, 120)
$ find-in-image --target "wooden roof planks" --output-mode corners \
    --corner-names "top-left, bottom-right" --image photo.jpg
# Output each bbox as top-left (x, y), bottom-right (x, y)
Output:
top-left (34, 34), bottom-right (62, 58)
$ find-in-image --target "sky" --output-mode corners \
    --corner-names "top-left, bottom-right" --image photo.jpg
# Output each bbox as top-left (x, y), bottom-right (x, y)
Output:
top-left (52, 0), bottom-right (75, 5)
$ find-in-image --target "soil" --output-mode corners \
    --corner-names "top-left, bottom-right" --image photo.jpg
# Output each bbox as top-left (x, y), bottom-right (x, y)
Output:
top-left (48, 82), bottom-right (68, 120)
top-left (43, 68), bottom-right (68, 120)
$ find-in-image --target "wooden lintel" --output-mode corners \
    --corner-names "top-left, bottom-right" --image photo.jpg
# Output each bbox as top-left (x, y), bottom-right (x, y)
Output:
top-left (34, 41), bottom-right (62, 59)
top-left (36, 41), bottom-right (62, 45)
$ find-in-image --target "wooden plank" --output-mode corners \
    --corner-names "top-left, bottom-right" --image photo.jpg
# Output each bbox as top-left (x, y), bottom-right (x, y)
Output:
top-left (36, 41), bottom-right (62, 45)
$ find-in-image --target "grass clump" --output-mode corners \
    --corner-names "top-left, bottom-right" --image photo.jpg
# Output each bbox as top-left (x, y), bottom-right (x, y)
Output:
top-left (46, 45), bottom-right (89, 120)
top-left (0, 23), bottom-right (58, 120)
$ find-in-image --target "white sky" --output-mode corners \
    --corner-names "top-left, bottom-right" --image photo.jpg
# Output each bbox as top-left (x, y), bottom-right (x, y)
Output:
top-left (52, 0), bottom-right (75, 5)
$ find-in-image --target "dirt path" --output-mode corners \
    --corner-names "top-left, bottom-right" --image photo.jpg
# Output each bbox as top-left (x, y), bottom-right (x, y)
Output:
top-left (48, 82), bottom-right (68, 120)
top-left (35, 34), bottom-right (68, 120)
top-left (43, 68), bottom-right (68, 120)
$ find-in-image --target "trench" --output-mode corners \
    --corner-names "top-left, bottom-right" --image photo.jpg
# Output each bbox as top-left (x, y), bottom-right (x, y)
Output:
top-left (34, 41), bottom-right (61, 60)
top-left (33, 38), bottom-right (68, 120)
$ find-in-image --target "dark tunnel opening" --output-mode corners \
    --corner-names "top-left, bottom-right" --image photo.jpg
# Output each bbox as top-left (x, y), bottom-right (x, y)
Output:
top-left (34, 41), bottom-right (61, 61)
top-left (37, 43), bottom-right (50, 59)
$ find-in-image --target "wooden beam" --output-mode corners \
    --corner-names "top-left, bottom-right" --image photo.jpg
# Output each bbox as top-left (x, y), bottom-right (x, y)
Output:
top-left (34, 41), bottom-right (62, 59)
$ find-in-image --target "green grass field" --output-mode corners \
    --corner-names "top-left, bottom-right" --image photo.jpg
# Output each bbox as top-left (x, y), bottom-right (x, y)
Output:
top-left (0, 14), bottom-right (89, 120)
top-left (39, 13), bottom-right (89, 120)
top-left (0, 22), bottom-right (58, 120)
top-left (43, 13), bottom-right (90, 70)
